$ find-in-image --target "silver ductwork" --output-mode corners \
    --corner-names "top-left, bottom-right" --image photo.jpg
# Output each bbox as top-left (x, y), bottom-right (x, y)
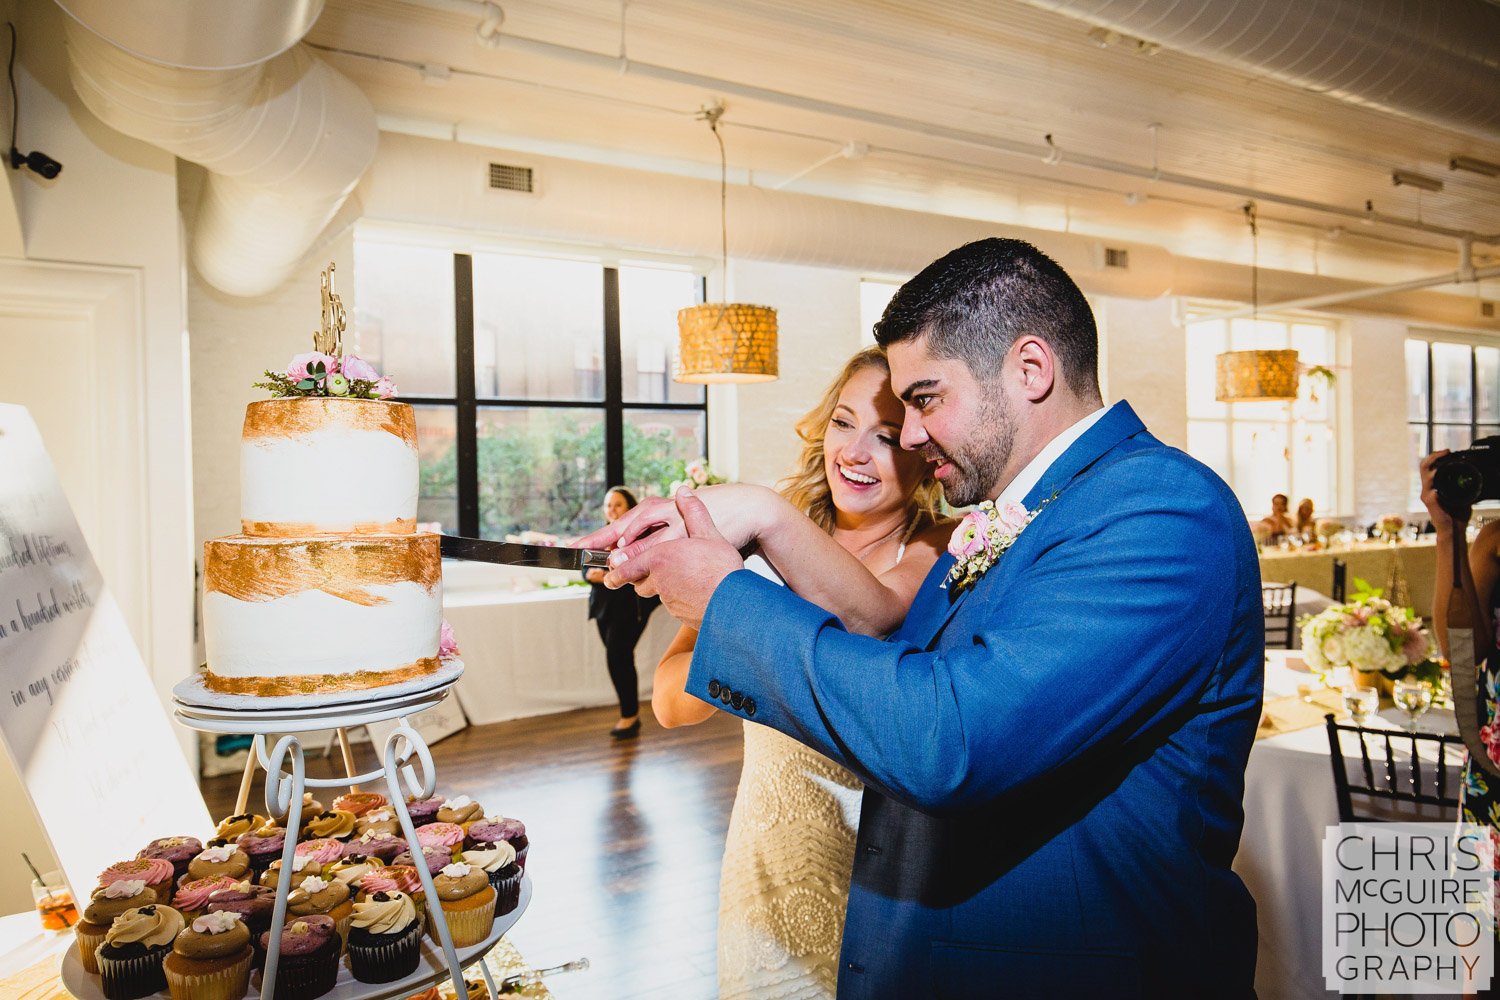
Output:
top-left (1017, 0), bottom-right (1500, 142)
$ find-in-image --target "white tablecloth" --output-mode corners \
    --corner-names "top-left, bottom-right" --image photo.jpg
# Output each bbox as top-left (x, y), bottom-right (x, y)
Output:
top-left (1234, 653), bottom-right (1460, 999)
top-left (444, 585), bottom-right (681, 725)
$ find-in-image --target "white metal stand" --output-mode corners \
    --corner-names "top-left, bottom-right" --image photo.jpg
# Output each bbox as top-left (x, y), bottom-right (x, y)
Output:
top-left (172, 682), bottom-right (517, 1000)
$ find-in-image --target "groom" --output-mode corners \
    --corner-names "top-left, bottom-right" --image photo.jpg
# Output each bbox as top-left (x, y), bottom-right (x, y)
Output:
top-left (589, 238), bottom-right (1263, 997)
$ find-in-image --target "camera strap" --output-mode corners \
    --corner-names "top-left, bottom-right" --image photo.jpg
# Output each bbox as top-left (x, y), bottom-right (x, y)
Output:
top-left (1445, 530), bottom-right (1500, 779)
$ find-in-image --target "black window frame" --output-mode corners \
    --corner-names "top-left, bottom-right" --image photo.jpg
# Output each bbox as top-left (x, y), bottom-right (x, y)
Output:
top-left (395, 252), bottom-right (708, 539)
top-left (1408, 338), bottom-right (1500, 457)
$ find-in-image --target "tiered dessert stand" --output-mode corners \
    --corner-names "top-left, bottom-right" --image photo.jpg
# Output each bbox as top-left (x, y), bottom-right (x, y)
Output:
top-left (63, 673), bottom-right (527, 1000)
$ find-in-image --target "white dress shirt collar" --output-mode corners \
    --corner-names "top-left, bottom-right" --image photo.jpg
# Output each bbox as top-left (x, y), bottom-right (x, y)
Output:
top-left (993, 405), bottom-right (1109, 509)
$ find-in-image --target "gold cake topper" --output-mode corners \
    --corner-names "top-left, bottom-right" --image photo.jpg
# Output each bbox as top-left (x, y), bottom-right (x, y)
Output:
top-left (313, 262), bottom-right (347, 357)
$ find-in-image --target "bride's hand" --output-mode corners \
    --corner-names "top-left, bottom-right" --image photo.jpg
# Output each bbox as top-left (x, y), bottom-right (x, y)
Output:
top-left (573, 483), bottom-right (774, 586)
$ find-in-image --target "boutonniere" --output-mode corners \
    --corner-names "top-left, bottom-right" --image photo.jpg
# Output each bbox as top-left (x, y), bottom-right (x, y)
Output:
top-left (945, 497), bottom-right (1050, 594)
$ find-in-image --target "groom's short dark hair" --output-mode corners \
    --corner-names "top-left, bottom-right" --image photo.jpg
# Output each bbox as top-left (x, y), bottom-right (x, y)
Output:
top-left (873, 238), bottom-right (1101, 399)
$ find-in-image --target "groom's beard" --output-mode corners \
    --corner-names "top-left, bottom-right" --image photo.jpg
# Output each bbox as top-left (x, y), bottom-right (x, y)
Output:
top-left (928, 384), bottom-right (1015, 509)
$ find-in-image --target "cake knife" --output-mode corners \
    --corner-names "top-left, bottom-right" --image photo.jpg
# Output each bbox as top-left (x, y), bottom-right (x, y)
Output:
top-left (438, 534), bottom-right (614, 570)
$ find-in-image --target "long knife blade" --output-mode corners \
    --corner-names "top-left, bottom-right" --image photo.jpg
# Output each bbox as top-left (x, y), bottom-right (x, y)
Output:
top-left (439, 534), bottom-right (613, 570)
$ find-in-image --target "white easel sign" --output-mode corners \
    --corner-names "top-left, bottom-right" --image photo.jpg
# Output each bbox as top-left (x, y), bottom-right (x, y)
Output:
top-left (0, 404), bottom-right (209, 898)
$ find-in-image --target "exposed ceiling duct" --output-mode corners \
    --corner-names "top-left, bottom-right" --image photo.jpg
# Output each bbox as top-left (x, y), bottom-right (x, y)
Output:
top-left (1017, 0), bottom-right (1500, 143)
top-left (55, 0), bottom-right (378, 298)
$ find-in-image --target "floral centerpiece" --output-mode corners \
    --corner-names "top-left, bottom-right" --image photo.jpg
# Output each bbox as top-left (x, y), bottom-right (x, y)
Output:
top-left (665, 457), bottom-right (727, 495)
top-left (1299, 580), bottom-right (1442, 694)
top-left (1314, 518), bottom-right (1344, 545)
top-left (1375, 513), bottom-right (1406, 542)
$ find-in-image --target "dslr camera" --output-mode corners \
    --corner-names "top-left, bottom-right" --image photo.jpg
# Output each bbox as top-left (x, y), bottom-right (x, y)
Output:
top-left (1433, 436), bottom-right (1500, 511)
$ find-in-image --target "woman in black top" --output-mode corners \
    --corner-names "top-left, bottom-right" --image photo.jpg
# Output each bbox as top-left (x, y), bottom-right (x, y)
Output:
top-left (586, 486), bottom-right (660, 738)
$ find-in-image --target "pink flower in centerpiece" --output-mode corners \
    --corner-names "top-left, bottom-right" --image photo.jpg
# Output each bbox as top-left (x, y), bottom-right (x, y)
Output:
top-left (439, 620), bottom-right (459, 661)
top-left (341, 355), bottom-right (379, 382)
top-left (373, 375), bottom-right (398, 399)
top-left (287, 351), bottom-right (339, 382)
top-left (1402, 629), bottom-right (1430, 665)
top-left (948, 511), bottom-right (988, 559)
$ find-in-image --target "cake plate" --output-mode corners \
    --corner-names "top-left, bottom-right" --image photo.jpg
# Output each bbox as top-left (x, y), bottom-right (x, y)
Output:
top-left (171, 680), bottom-right (518, 1000)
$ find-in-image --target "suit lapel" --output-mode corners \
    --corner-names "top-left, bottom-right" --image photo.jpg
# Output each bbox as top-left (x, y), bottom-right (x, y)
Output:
top-left (912, 401), bottom-right (1147, 648)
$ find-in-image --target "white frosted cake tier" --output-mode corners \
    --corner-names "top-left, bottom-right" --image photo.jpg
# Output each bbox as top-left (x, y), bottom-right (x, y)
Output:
top-left (241, 398), bottom-right (419, 536)
top-left (202, 533), bottom-right (443, 696)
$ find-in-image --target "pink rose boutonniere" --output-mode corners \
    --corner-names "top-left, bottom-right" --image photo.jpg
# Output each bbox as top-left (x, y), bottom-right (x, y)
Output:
top-left (945, 498), bottom-right (1046, 593)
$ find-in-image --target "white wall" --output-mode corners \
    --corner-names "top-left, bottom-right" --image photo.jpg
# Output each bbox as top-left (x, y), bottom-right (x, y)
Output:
top-left (1348, 315), bottom-right (1418, 521)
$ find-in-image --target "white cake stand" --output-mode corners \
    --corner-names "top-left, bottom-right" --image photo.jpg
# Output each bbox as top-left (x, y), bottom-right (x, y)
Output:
top-left (169, 680), bottom-right (520, 1000)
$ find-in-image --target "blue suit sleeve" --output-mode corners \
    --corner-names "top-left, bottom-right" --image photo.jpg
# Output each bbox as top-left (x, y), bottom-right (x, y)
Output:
top-left (686, 452), bottom-right (1260, 814)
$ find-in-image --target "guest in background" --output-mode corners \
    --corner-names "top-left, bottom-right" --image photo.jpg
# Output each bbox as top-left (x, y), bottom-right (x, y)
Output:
top-left (585, 486), bottom-right (661, 739)
top-left (1296, 497), bottom-right (1315, 537)
top-left (1258, 492), bottom-right (1293, 540)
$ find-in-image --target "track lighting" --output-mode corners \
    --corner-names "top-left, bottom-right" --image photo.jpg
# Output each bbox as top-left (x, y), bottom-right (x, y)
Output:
top-left (1451, 156), bottom-right (1500, 178)
top-left (1392, 170), bottom-right (1443, 193)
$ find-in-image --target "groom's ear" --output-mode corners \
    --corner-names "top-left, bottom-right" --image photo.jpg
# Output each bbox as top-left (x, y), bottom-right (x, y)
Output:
top-left (1010, 336), bottom-right (1056, 402)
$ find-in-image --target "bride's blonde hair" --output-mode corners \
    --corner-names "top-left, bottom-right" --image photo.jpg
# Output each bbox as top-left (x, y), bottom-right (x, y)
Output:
top-left (777, 346), bottom-right (944, 537)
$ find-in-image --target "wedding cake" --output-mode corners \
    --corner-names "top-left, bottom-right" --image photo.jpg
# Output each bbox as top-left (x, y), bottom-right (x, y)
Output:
top-left (200, 265), bottom-right (455, 697)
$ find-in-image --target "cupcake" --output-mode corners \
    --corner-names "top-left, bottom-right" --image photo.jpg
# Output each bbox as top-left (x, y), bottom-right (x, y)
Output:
top-left (435, 795), bottom-right (483, 828)
top-left (259, 854), bottom-right (324, 891)
top-left (186, 845), bottom-right (250, 883)
top-left (345, 891), bottom-right (421, 983)
top-left (353, 809), bottom-right (400, 839)
top-left (258, 916), bottom-right (339, 1000)
top-left (293, 838), bottom-right (346, 872)
top-left (212, 814), bottom-right (268, 842)
top-left (275, 792), bottom-right (324, 822)
top-left (203, 881), bottom-right (276, 938)
top-left (414, 822), bottom-right (465, 856)
top-left (460, 844), bottom-right (521, 916)
top-left (286, 876), bottom-right (354, 946)
top-left (76, 880), bottom-right (156, 974)
top-left (465, 817), bottom-right (528, 870)
top-left (96, 904), bottom-right (184, 1000)
top-left (138, 838), bottom-right (204, 883)
top-left (393, 845), bottom-right (452, 877)
top-left (347, 830), bottom-right (406, 864)
top-left (235, 825), bottom-right (286, 877)
top-left (163, 911), bottom-right (252, 1000)
top-left (100, 858), bottom-right (176, 904)
top-left (300, 810), bottom-right (356, 843)
top-left (331, 792), bottom-right (387, 818)
top-left (326, 855), bottom-right (385, 892)
top-left (172, 877), bottom-right (239, 922)
top-left (403, 796), bottom-right (443, 827)
top-left (427, 863), bottom-right (495, 947)
top-left (358, 867), bottom-right (426, 921)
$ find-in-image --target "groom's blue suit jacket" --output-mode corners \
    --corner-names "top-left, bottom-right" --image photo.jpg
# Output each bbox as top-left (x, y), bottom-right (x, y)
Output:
top-left (689, 401), bottom-right (1264, 998)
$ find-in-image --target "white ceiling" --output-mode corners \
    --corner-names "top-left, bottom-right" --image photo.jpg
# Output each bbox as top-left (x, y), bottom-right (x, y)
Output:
top-left (306, 0), bottom-right (1500, 293)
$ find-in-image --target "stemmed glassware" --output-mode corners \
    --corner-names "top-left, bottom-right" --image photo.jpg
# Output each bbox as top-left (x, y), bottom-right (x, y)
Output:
top-left (1392, 678), bottom-right (1433, 732)
top-left (1342, 686), bottom-right (1378, 725)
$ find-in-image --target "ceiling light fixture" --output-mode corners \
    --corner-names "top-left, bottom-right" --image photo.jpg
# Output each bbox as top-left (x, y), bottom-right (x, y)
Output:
top-left (1392, 170), bottom-right (1444, 193)
top-left (1215, 201), bottom-right (1301, 403)
top-left (1451, 155), bottom-right (1500, 178)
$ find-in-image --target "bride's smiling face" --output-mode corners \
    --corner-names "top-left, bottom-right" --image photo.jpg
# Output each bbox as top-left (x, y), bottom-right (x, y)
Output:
top-left (824, 365), bottom-right (928, 521)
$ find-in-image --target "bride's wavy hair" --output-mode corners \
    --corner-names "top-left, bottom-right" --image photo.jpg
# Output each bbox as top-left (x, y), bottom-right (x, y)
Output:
top-left (777, 346), bottom-right (944, 537)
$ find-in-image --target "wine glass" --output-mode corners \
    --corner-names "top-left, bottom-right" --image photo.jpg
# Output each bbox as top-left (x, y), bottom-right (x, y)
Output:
top-left (1393, 678), bottom-right (1433, 731)
top-left (1342, 686), bottom-right (1378, 725)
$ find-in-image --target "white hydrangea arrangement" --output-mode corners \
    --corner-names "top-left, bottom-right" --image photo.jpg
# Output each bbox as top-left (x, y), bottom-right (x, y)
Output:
top-left (1299, 580), bottom-right (1442, 684)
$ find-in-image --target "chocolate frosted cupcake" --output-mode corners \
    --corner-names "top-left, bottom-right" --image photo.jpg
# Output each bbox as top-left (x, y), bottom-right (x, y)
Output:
top-left (172, 877), bottom-right (239, 922)
top-left (435, 795), bottom-right (484, 828)
top-left (331, 792), bottom-right (387, 818)
top-left (163, 911), bottom-right (252, 1000)
top-left (235, 826), bottom-right (286, 877)
top-left (96, 904), bottom-right (184, 1000)
top-left (393, 845), bottom-right (452, 877)
top-left (259, 916), bottom-right (339, 1000)
top-left (212, 814), bottom-right (268, 842)
top-left (203, 881), bottom-right (275, 938)
top-left (258, 853), bottom-right (324, 891)
top-left (403, 796), bottom-right (443, 827)
top-left (465, 816), bottom-right (528, 870)
top-left (138, 838), bottom-right (204, 883)
top-left (414, 822), bottom-right (465, 857)
top-left (346, 891), bottom-right (421, 983)
top-left (353, 808), bottom-right (400, 839)
top-left (326, 855), bottom-right (384, 892)
top-left (186, 845), bottom-right (249, 883)
top-left (300, 810), bottom-right (356, 843)
top-left (460, 844), bottom-right (521, 915)
top-left (286, 876), bottom-right (353, 947)
top-left (100, 858), bottom-right (177, 904)
top-left (346, 830), bottom-right (406, 864)
top-left (76, 880), bottom-right (156, 974)
top-left (427, 863), bottom-right (495, 947)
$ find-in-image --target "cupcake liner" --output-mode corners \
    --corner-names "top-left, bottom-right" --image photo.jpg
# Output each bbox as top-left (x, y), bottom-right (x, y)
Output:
top-left (347, 922), bottom-right (422, 983)
top-left (511, 839), bottom-right (529, 871)
top-left (164, 950), bottom-right (252, 1000)
top-left (263, 936), bottom-right (340, 1000)
top-left (491, 868), bottom-right (522, 917)
top-left (97, 944), bottom-right (170, 1000)
top-left (434, 889), bottom-right (496, 947)
top-left (75, 922), bottom-right (109, 975)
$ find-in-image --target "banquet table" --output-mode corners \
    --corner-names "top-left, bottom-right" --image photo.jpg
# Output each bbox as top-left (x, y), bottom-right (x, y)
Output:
top-left (1259, 538), bottom-right (1437, 618)
top-left (1235, 652), bottom-right (1460, 1000)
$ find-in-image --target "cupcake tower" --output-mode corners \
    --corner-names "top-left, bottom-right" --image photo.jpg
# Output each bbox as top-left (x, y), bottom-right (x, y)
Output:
top-left (70, 790), bottom-right (527, 1000)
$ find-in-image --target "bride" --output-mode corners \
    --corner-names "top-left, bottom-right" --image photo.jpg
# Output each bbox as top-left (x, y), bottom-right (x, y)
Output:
top-left (652, 346), bottom-right (950, 998)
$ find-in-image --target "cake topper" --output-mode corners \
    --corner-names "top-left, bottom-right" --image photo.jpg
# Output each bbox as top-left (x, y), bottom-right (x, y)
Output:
top-left (313, 262), bottom-right (346, 358)
top-left (253, 262), bottom-right (398, 400)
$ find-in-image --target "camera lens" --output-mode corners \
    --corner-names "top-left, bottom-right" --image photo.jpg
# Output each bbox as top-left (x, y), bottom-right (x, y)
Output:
top-left (1434, 460), bottom-right (1484, 509)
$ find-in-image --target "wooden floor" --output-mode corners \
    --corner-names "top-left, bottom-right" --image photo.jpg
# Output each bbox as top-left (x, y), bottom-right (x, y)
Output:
top-left (201, 706), bottom-right (744, 1000)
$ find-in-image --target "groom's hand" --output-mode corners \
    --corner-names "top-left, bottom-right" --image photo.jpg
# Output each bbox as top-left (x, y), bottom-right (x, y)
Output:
top-left (605, 487), bottom-right (744, 629)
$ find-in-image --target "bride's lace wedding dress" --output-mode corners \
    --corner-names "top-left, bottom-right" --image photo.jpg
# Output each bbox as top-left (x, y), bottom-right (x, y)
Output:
top-left (716, 721), bottom-right (863, 999)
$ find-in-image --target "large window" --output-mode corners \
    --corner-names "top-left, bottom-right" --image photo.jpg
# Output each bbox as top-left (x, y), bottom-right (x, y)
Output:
top-left (1406, 336), bottom-right (1500, 508)
top-left (354, 240), bottom-right (706, 539)
top-left (1185, 313), bottom-right (1340, 518)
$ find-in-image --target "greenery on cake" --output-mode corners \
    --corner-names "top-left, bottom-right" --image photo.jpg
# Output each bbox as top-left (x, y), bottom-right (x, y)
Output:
top-left (254, 352), bottom-right (397, 400)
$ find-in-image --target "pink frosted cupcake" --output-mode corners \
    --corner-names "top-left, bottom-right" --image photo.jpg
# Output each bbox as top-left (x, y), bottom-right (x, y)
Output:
top-left (235, 826), bottom-right (286, 877)
top-left (101, 859), bottom-right (177, 904)
top-left (414, 822), bottom-right (465, 856)
top-left (465, 817), bottom-right (528, 870)
top-left (258, 916), bottom-right (340, 1000)
top-left (403, 796), bottom-right (443, 827)
top-left (172, 877), bottom-right (239, 922)
top-left (392, 845), bottom-right (451, 877)
top-left (347, 830), bottom-right (406, 863)
top-left (331, 792), bottom-right (387, 818)
top-left (202, 881), bottom-right (275, 939)
top-left (138, 838), bottom-right (204, 883)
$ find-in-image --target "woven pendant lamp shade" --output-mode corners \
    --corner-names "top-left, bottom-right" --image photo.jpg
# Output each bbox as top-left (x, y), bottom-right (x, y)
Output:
top-left (675, 303), bottom-right (779, 383)
top-left (1215, 349), bottom-right (1300, 402)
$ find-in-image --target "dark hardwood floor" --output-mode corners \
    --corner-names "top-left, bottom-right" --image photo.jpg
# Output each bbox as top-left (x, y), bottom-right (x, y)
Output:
top-left (201, 706), bottom-right (745, 1000)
